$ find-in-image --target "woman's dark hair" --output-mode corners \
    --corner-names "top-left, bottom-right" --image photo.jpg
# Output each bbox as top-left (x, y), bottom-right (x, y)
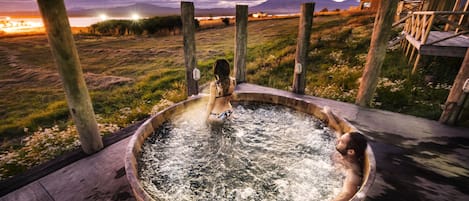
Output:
top-left (347, 132), bottom-right (368, 171)
top-left (213, 59), bottom-right (231, 95)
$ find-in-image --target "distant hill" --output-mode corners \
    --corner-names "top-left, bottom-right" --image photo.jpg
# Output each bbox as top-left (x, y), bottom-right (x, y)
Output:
top-left (67, 3), bottom-right (180, 17)
top-left (251, 0), bottom-right (360, 13)
top-left (0, 0), bottom-right (360, 18)
top-left (69, 3), bottom-right (235, 17)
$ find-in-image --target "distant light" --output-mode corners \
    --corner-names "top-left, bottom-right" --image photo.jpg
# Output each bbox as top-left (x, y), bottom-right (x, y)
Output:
top-left (131, 13), bottom-right (140, 21)
top-left (99, 14), bottom-right (107, 21)
top-left (6, 16), bottom-right (10, 20)
top-left (332, 0), bottom-right (346, 2)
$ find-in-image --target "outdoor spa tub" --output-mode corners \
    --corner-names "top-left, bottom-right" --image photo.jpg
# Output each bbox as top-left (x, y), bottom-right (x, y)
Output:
top-left (125, 92), bottom-right (376, 201)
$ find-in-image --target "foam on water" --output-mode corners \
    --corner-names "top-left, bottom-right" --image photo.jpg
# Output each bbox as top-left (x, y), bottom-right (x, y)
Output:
top-left (139, 103), bottom-right (343, 201)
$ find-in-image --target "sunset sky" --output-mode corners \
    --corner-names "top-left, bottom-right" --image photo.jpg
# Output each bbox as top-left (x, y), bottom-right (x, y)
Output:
top-left (0, 0), bottom-right (360, 12)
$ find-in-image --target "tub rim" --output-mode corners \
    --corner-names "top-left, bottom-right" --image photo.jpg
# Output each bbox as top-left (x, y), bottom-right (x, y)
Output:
top-left (125, 92), bottom-right (376, 201)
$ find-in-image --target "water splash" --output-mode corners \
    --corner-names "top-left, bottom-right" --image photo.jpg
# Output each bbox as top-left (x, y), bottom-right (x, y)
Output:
top-left (139, 103), bottom-right (343, 201)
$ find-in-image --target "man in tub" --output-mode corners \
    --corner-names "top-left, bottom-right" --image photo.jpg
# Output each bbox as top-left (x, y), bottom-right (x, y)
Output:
top-left (323, 106), bottom-right (368, 201)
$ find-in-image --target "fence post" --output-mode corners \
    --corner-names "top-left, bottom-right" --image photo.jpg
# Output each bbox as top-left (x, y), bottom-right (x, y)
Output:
top-left (440, 49), bottom-right (469, 125)
top-left (356, 0), bottom-right (399, 106)
top-left (292, 3), bottom-right (314, 94)
top-left (37, 0), bottom-right (103, 154)
top-left (181, 1), bottom-right (199, 96)
top-left (235, 5), bottom-right (248, 83)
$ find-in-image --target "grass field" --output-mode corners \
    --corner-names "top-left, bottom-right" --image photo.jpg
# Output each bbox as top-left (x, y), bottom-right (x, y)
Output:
top-left (0, 13), bottom-right (466, 179)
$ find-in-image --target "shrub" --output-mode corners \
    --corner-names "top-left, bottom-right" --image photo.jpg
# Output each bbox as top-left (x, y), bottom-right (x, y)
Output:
top-left (0, 123), bottom-right (120, 180)
top-left (221, 18), bottom-right (230, 26)
top-left (90, 15), bottom-right (182, 36)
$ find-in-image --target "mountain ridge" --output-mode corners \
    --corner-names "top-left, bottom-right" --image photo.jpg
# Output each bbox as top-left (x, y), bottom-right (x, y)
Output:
top-left (0, 0), bottom-right (360, 17)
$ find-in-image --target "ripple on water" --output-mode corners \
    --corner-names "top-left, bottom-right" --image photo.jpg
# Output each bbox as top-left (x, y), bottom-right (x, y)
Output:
top-left (139, 103), bottom-right (343, 201)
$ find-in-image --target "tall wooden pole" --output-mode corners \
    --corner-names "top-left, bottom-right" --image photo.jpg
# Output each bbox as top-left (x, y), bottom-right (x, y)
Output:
top-left (181, 1), bottom-right (199, 96)
top-left (235, 5), bottom-right (248, 83)
top-left (440, 49), bottom-right (469, 125)
top-left (37, 0), bottom-right (102, 154)
top-left (356, 0), bottom-right (399, 107)
top-left (292, 3), bottom-right (314, 94)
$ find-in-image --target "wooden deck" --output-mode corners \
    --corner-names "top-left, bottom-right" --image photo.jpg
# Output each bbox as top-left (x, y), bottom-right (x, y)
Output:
top-left (405, 31), bottom-right (469, 57)
top-left (1, 83), bottom-right (469, 201)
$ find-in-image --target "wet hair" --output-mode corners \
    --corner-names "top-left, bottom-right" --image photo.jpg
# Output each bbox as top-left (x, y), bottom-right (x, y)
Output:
top-left (213, 59), bottom-right (231, 95)
top-left (347, 132), bottom-right (368, 171)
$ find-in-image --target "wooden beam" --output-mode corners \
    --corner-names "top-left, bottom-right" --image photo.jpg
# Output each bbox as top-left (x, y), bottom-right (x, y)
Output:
top-left (37, 0), bottom-right (103, 154)
top-left (436, 15), bottom-right (467, 32)
top-left (419, 45), bottom-right (468, 57)
top-left (234, 5), bottom-right (248, 83)
top-left (456, 0), bottom-right (469, 33)
top-left (392, 13), bottom-right (411, 27)
top-left (440, 49), bottom-right (469, 125)
top-left (405, 33), bottom-right (422, 49)
top-left (356, 0), bottom-right (399, 107)
top-left (181, 1), bottom-right (199, 96)
top-left (409, 47), bottom-right (416, 65)
top-left (411, 54), bottom-right (421, 74)
top-left (414, 11), bottom-right (469, 15)
top-left (292, 3), bottom-right (314, 94)
top-left (445, 0), bottom-right (461, 31)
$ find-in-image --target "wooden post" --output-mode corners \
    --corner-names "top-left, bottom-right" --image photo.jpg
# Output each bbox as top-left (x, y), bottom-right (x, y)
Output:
top-left (456, 0), bottom-right (469, 33)
top-left (181, 1), bottom-right (199, 96)
top-left (445, 0), bottom-right (461, 31)
top-left (356, 0), bottom-right (399, 107)
top-left (440, 49), bottom-right (469, 125)
top-left (235, 5), bottom-right (248, 83)
top-left (292, 3), bottom-right (314, 94)
top-left (37, 0), bottom-right (102, 154)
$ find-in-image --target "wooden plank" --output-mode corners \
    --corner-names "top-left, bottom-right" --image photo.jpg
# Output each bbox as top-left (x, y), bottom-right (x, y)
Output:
top-left (0, 121), bottom-right (142, 197)
top-left (420, 45), bottom-right (468, 57)
top-left (405, 33), bottom-right (422, 49)
top-left (38, 138), bottom-right (133, 201)
top-left (1, 182), bottom-right (53, 201)
top-left (425, 31), bottom-right (469, 47)
top-left (427, 31), bottom-right (469, 45)
top-left (414, 11), bottom-right (469, 15)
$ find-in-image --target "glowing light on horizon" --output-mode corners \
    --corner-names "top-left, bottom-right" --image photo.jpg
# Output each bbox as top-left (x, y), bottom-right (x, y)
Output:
top-left (332, 0), bottom-right (346, 2)
top-left (131, 13), bottom-right (140, 21)
top-left (0, 19), bottom-right (44, 34)
top-left (99, 14), bottom-right (107, 21)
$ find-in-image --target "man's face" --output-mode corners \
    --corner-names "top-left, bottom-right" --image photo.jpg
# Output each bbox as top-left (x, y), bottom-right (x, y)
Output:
top-left (336, 133), bottom-right (351, 156)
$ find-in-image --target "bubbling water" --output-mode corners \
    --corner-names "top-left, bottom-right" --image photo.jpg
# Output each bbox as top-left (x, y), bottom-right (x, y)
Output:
top-left (139, 103), bottom-right (343, 201)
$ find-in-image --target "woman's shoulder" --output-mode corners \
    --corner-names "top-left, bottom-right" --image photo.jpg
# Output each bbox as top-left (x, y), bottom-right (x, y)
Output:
top-left (229, 77), bottom-right (236, 85)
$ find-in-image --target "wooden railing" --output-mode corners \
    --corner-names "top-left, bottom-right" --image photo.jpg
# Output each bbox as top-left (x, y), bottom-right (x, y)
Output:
top-left (401, 11), bottom-right (469, 74)
top-left (403, 11), bottom-right (469, 45)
